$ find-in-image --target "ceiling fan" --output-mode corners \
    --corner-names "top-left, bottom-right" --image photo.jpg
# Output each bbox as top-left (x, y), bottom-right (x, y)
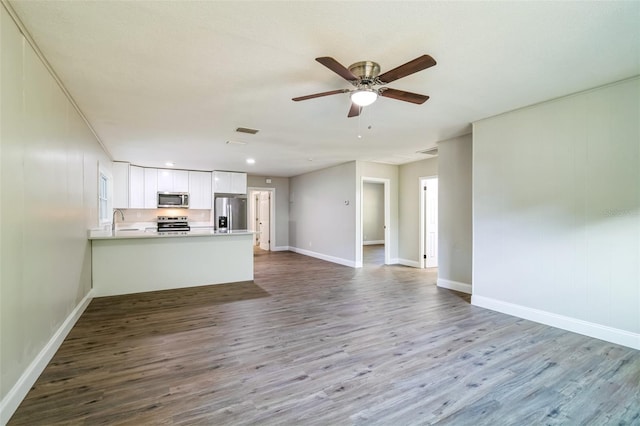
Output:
top-left (292, 55), bottom-right (436, 117)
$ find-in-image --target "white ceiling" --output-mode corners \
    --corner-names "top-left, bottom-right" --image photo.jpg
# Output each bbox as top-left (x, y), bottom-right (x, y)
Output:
top-left (8, 1), bottom-right (640, 177)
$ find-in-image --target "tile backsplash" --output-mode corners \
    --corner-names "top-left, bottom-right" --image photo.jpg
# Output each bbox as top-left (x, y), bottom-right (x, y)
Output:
top-left (116, 209), bottom-right (212, 224)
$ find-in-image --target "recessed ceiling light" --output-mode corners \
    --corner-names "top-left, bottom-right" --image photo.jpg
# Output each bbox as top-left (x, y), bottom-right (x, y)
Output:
top-left (165, 162), bottom-right (175, 167)
top-left (246, 158), bottom-right (256, 165)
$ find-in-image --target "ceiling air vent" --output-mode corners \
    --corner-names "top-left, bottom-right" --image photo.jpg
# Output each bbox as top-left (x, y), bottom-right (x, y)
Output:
top-left (236, 127), bottom-right (259, 135)
top-left (418, 147), bottom-right (438, 156)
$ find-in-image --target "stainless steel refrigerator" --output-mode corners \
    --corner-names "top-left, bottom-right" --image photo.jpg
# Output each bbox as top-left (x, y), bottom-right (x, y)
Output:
top-left (214, 195), bottom-right (247, 231)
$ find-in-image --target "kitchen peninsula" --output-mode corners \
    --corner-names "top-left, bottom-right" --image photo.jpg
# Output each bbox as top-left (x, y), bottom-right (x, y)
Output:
top-left (89, 229), bottom-right (254, 297)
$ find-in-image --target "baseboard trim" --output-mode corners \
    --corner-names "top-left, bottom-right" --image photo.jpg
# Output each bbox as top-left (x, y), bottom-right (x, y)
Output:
top-left (363, 240), bottom-right (385, 246)
top-left (271, 246), bottom-right (290, 252)
top-left (289, 247), bottom-right (356, 268)
top-left (397, 258), bottom-right (421, 268)
top-left (472, 295), bottom-right (640, 350)
top-left (437, 279), bottom-right (472, 294)
top-left (0, 290), bottom-right (94, 424)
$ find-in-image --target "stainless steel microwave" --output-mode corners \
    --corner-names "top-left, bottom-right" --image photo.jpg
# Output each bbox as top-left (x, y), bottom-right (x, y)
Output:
top-left (157, 192), bottom-right (189, 208)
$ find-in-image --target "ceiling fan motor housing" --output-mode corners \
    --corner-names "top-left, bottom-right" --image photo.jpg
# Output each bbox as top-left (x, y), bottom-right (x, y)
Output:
top-left (349, 61), bottom-right (380, 84)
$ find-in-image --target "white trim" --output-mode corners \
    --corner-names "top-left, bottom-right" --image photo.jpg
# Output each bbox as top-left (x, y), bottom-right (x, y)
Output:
top-left (271, 246), bottom-right (290, 252)
top-left (0, 290), bottom-right (94, 425)
top-left (363, 240), bottom-right (385, 246)
top-left (472, 295), bottom-right (640, 351)
top-left (247, 186), bottom-right (276, 251)
top-left (437, 278), bottom-right (472, 294)
top-left (397, 258), bottom-right (421, 268)
top-left (289, 247), bottom-right (356, 268)
top-left (419, 175), bottom-right (438, 269)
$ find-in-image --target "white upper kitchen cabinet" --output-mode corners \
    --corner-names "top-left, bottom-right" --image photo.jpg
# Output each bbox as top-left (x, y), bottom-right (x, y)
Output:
top-left (157, 169), bottom-right (189, 193)
top-left (144, 168), bottom-right (158, 208)
top-left (112, 162), bottom-right (129, 208)
top-left (213, 171), bottom-right (247, 194)
top-left (129, 165), bottom-right (145, 208)
top-left (230, 172), bottom-right (247, 194)
top-left (188, 171), bottom-right (212, 209)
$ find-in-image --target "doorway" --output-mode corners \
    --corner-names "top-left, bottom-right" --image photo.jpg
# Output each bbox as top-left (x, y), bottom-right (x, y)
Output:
top-left (363, 181), bottom-right (385, 265)
top-left (360, 177), bottom-right (390, 266)
top-left (247, 187), bottom-right (275, 251)
top-left (420, 177), bottom-right (438, 268)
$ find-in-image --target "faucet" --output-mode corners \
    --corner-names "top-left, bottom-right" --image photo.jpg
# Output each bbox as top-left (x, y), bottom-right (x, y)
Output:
top-left (112, 209), bottom-right (125, 232)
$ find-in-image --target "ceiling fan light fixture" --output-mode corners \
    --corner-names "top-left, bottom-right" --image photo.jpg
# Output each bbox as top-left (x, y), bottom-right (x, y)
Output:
top-left (351, 89), bottom-right (378, 107)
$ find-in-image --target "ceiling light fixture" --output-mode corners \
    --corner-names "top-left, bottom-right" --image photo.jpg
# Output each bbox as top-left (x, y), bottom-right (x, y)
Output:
top-left (246, 158), bottom-right (256, 165)
top-left (350, 88), bottom-right (378, 107)
top-left (165, 162), bottom-right (175, 167)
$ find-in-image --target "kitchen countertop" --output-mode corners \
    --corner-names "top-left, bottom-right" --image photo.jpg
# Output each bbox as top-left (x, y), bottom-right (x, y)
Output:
top-left (88, 228), bottom-right (254, 240)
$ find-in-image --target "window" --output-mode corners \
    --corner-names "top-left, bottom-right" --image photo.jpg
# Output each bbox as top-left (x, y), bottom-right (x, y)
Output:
top-left (98, 163), bottom-right (113, 226)
top-left (99, 173), bottom-right (109, 224)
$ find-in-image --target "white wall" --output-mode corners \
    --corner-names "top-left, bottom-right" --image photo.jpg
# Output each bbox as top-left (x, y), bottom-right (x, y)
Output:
top-left (398, 158), bottom-right (438, 264)
top-left (247, 175), bottom-right (289, 250)
top-left (472, 77), bottom-right (640, 349)
top-left (289, 162), bottom-right (357, 266)
top-left (438, 134), bottom-right (473, 292)
top-left (0, 5), bottom-right (111, 420)
top-left (363, 182), bottom-right (384, 243)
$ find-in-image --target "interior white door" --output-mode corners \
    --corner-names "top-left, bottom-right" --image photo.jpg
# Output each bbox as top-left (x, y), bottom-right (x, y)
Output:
top-left (259, 192), bottom-right (271, 251)
top-left (253, 193), bottom-right (260, 245)
top-left (425, 178), bottom-right (439, 267)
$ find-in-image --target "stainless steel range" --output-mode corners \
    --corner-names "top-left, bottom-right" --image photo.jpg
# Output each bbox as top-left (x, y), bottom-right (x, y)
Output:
top-left (157, 216), bottom-right (190, 235)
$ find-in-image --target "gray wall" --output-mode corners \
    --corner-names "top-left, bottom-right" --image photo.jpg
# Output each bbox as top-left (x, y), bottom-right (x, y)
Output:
top-left (363, 182), bottom-right (384, 243)
top-left (398, 158), bottom-right (438, 263)
top-left (289, 162), bottom-right (357, 265)
top-left (473, 77), bottom-right (639, 348)
top-left (438, 134), bottom-right (473, 288)
top-left (247, 175), bottom-right (289, 249)
top-left (1, 4), bottom-right (111, 416)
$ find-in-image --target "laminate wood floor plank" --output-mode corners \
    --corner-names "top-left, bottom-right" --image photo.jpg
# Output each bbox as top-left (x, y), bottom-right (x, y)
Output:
top-left (8, 247), bottom-right (640, 425)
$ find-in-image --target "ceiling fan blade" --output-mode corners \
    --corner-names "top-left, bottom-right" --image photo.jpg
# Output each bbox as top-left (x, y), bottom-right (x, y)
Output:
top-left (377, 55), bottom-right (436, 84)
top-left (380, 88), bottom-right (430, 104)
top-left (292, 89), bottom-right (349, 101)
top-left (347, 103), bottom-right (361, 118)
top-left (316, 57), bottom-right (358, 82)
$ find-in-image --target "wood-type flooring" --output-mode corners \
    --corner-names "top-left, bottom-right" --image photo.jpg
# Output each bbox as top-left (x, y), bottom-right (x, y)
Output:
top-left (9, 246), bottom-right (640, 425)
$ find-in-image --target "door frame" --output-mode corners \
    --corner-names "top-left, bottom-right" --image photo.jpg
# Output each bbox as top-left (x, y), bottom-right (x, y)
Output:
top-left (359, 177), bottom-right (390, 266)
top-left (419, 176), bottom-right (438, 268)
top-left (247, 187), bottom-right (276, 251)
